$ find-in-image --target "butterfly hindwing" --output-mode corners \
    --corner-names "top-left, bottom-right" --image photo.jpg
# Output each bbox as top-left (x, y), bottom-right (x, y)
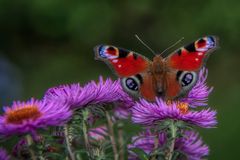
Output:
top-left (166, 36), bottom-right (218, 71)
top-left (120, 72), bottom-right (157, 101)
top-left (164, 70), bottom-right (198, 99)
top-left (94, 45), bottom-right (150, 77)
top-left (139, 72), bottom-right (157, 101)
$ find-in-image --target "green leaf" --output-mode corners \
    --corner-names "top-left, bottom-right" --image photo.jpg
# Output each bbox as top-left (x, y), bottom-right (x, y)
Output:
top-left (130, 148), bottom-right (149, 160)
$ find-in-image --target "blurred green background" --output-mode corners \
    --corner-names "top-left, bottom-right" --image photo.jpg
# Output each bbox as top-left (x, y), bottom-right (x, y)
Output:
top-left (0, 0), bottom-right (239, 159)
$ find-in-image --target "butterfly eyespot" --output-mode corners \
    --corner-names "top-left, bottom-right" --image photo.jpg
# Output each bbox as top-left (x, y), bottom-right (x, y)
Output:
top-left (126, 78), bottom-right (138, 91)
top-left (181, 73), bottom-right (193, 86)
top-left (97, 46), bottom-right (119, 59)
top-left (121, 76), bottom-right (141, 97)
top-left (108, 46), bottom-right (115, 51)
top-left (178, 71), bottom-right (197, 90)
top-left (107, 47), bottom-right (117, 55)
top-left (195, 36), bottom-right (216, 52)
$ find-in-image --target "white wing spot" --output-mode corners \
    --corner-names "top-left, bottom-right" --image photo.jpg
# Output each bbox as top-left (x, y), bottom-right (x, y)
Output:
top-left (196, 48), bottom-right (207, 52)
top-left (195, 58), bottom-right (199, 61)
top-left (198, 52), bottom-right (203, 56)
top-left (112, 59), bottom-right (118, 63)
top-left (118, 64), bottom-right (122, 68)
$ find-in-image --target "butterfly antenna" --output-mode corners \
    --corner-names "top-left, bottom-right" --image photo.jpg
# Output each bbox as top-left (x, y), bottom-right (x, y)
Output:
top-left (160, 37), bottom-right (185, 56)
top-left (135, 34), bottom-right (156, 55)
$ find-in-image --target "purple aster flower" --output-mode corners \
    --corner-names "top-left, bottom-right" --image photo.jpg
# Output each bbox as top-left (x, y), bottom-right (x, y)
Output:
top-left (131, 98), bottom-right (217, 128)
top-left (113, 101), bottom-right (132, 119)
top-left (128, 130), bottom-right (166, 159)
top-left (128, 130), bottom-right (209, 160)
top-left (0, 148), bottom-right (10, 160)
top-left (0, 98), bottom-right (72, 136)
top-left (12, 138), bottom-right (27, 157)
top-left (182, 68), bottom-right (213, 108)
top-left (176, 131), bottom-right (209, 160)
top-left (44, 83), bottom-right (82, 107)
top-left (88, 125), bottom-right (108, 141)
top-left (44, 77), bottom-right (134, 110)
top-left (12, 134), bottom-right (45, 157)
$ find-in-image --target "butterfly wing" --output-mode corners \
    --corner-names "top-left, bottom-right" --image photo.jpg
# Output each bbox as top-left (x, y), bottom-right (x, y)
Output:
top-left (94, 45), bottom-right (150, 77)
top-left (95, 45), bottom-right (156, 99)
top-left (165, 36), bottom-right (218, 71)
top-left (139, 72), bottom-right (157, 101)
top-left (163, 36), bottom-right (218, 99)
top-left (164, 70), bottom-right (198, 99)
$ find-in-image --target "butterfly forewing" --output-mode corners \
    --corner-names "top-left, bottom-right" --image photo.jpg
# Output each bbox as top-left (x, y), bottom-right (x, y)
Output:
top-left (165, 36), bottom-right (218, 71)
top-left (94, 45), bottom-right (150, 77)
top-left (95, 45), bottom-right (153, 99)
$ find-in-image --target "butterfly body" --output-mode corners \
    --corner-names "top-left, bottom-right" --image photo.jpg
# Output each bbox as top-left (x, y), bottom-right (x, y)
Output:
top-left (95, 36), bottom-right (218, 101)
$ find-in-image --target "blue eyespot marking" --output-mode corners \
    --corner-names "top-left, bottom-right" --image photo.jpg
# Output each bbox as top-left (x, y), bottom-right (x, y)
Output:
top-left (98, 46), bottom-right (107, 58)
top-left (206, 36), bottom-right (216, 48)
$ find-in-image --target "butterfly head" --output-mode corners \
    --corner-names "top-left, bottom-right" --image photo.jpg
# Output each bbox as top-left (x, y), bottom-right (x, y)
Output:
top-left (153, 54), bottom-right (164, 63)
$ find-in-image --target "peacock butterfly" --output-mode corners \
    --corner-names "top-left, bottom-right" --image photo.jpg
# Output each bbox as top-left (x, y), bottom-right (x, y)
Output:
top-left (94, 36), bottom-right (218, 101)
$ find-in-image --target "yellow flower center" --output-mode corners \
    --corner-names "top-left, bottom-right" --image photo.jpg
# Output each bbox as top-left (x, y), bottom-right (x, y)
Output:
top-left (166, 100), bottom-right (189, 114)
top-left (176, 102), bottom-right (189, 114)
top-left (6, 105), bottom-right (42, 124)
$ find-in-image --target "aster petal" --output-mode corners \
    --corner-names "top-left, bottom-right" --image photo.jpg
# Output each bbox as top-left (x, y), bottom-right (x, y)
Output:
top-left (0, 98), bottom-right (72, 136)
top-left (44, 77), bottom-right (134, 110)
top-left (75, 77), bottom-right (122, 106)
top-left (88, 125), bottom-right (107, 141)
top-left (128, 130), bottom-right (209, 160)
top-left (131, 98), bottom-right (217, 128)
top-left (44, 83), bottom-right (82, 106)
top-left (12, 138), bottom-right (27, 157)
top-left (176, 131), bottom-right (209, 160)
top-left (113, 101), bottom-right (132, 119)
top-left (0, 148), bottom-right (10, 160)
top-left (128, 130), bottom-right (166, 157)
top-left (182, 68), bottom-right (213, 108)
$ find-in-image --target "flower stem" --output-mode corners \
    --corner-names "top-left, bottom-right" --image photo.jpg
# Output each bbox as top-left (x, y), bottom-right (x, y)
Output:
top-left (105, 111), bottom-right (118, 160)
top-left (64, 124), bottom-right (76, 160)
top-left (25, 134), bottom-right (37, 160)
top-left (117, 122), bottom-right (124, 160)
top-left (149, 132), bottom-right (159, 160)
top-left (167, 120), bottom-right (177, 160)
top-left (82, 111), bottom-right (90, 155)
